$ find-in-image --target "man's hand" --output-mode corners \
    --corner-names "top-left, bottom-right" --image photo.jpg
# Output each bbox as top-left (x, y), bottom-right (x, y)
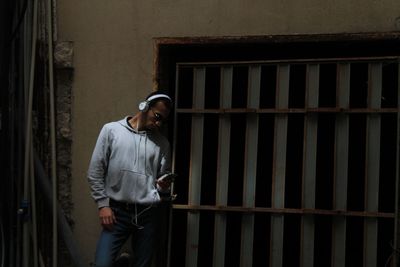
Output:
top-left (156, 177), bottom-right (172, 190)
top-left (156, 173), bottom-right (177, 190)
top-left (99, 207), bottom-right (116, 230)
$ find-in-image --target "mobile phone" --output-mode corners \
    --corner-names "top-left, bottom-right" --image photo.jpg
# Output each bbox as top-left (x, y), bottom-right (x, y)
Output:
top-left (157, 173), bottom-right (177, 183)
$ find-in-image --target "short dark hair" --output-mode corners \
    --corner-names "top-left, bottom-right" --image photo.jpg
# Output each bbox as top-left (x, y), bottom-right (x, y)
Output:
top-left (146, 91), bottom-right (172, 109)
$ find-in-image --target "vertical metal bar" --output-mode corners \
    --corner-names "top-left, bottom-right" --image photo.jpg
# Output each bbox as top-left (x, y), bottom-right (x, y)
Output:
top-left (364, 63), bottom-right (382, 267)
top-left (240, 66), bottom-right (261, 267)
top-left (166, 65), bottom-right (181, 267)
top-left (332, 63), bottom-right (351, 267)
top-left (213, 67), bottom-right (233, 267)
top-left (270, 64), bottom-right (290, 267)
top-left (301, 64), bottom-right (319, 267)
top-left (186, 67), bottom-right (206, 267)
top-left (393, 62), bottom-right (400, 267)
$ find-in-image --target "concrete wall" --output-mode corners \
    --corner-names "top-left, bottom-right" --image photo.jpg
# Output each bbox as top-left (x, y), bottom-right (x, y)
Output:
top-left (56, 0), bottom-right (400, 264)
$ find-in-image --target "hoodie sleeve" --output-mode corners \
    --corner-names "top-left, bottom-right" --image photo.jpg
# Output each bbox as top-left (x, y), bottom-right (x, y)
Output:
top-left (87, 125), bottom-right (111, 208)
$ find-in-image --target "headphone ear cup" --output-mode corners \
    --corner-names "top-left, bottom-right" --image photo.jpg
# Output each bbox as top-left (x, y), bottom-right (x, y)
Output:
top-left (138, 101), bottom-right (149, 112)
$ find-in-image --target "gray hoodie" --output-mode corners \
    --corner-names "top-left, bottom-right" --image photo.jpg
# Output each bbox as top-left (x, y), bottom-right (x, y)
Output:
top-left (87, 117), bottom-right (171, 208)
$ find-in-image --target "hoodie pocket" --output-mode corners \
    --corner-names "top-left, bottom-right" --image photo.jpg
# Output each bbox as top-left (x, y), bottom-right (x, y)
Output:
top-left (110, 169), bottom-right (148, 199)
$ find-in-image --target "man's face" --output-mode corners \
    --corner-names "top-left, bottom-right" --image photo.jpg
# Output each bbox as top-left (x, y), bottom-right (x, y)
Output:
top-left (143, 100), bottom-right (170, 131)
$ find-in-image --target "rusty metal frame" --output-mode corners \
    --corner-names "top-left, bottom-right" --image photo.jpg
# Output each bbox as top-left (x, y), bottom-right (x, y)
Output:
top-left (172, 204), bottom-right (395, 218)
top-left (154, 33), bottom-right (400, 47)
top-left (168, 57), bottom-right (399, 267)
top-left (175, 107), bottom-right (398, 114)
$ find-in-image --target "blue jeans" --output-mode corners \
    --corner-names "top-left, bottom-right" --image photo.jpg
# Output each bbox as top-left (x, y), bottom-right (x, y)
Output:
top-left (94, 203), bottom-right (159, 267)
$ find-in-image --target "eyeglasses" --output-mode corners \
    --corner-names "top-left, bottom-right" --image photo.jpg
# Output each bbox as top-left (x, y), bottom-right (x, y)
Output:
top-left (150, 108), bottom-right (166, 123)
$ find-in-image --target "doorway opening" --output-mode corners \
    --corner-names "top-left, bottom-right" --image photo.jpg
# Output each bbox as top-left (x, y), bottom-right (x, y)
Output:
top-left (155, 33), bottom-right (400, 267)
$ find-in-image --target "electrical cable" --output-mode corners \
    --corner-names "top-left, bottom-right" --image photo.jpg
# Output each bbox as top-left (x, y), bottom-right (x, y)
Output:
top-left (30, 145), bottom-right (38, 267)
top-left (22, 0), bottom-right (38, 266)
top-left (45, 0), bottom-right (58, 265)
top-left (1, 219), bottom-right (5, 267)
top-left (393, 65), bottom-right (400, 267)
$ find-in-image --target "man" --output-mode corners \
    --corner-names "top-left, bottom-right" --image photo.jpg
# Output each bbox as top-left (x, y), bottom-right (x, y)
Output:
top-left (87, 92), bottom-right (173, 267)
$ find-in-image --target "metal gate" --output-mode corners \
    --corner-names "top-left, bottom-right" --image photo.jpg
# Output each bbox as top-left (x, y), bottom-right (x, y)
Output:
top-left (168, 57), bottom-right (400, 267)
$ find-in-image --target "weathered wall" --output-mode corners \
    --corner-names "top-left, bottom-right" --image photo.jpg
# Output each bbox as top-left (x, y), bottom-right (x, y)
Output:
top-left (56, 0), bottom-right (400, 264)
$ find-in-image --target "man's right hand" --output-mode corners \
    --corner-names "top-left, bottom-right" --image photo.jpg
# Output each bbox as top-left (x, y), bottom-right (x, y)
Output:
top-left (99, 207), bottom-right (116, 230)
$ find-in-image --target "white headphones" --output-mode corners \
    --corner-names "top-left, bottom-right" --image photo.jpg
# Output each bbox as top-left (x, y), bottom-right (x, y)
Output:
top-left (138, 93), bottom-right (172, 112)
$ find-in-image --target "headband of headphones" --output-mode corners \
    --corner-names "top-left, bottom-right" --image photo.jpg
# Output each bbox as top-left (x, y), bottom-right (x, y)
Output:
top-left (146, 94), bottom-right (171, 103)
top-left (138, 93), bottom-right (172, 112)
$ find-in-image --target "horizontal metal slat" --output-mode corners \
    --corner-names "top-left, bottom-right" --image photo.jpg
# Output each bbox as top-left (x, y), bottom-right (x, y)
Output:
top-left (172, 205), bottom-right (395, 218)
top-left (176, 108), bottom-right (398, 114)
